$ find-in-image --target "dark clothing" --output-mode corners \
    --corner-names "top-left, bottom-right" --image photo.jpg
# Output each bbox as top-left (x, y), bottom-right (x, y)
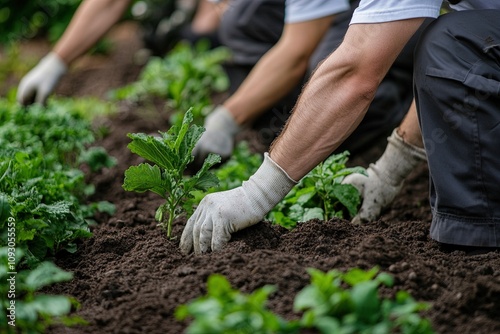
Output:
top-left (414, 10), bottom-right (500, 247)
top-left (219, 0), bottom-right (419, 153)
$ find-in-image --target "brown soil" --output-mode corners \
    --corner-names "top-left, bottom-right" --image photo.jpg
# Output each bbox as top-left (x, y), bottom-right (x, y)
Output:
top-left (9, 23), bottom-right (500, 334)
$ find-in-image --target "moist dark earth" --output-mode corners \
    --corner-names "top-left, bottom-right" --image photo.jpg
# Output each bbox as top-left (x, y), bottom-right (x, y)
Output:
top-left (10, 24), bottom-right (500, 334)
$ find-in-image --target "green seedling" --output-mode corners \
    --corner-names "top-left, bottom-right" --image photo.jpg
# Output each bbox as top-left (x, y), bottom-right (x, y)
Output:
top-left (269, 151), bottom-right (365, 228)
top-left (175, 274), bottom-right (300, 334)
top-left (0, 248), bottom-right (87, 333)
top-left (123, 109), bottom-right (220, 238)
top-left (295, 267), bottom-right (434, 334)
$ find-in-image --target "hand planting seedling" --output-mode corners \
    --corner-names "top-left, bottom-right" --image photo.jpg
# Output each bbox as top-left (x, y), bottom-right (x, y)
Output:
top-left (123, 109), bottom-right (221, 239)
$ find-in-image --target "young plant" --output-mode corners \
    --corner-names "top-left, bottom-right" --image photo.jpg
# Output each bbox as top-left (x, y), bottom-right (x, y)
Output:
top-left (0, 97), bottom-right (116, 267)
top-left (175, 274), bottom-right (300, 334)
top-left (109, 40), bottom-right (230, 126)
top-left (295, 267), bottom-right (434, 334)
top-left (268, 151), bottom-right (366, 229)
top-left (123, 109), bottom-right (221, 238)
top-left (0, 247), bottom-right (86, 333)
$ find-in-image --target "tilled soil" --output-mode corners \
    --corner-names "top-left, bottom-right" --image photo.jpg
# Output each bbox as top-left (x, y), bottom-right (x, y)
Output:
top-left (44, 103), bottom-right (500, 334)
top-left (24, 23), bottom-right (500, 334)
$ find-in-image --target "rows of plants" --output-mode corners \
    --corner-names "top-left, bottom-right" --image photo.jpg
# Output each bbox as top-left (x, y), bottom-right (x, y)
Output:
top-left (0, 96), bottom-right (116, 333)
top-left (1, 32), bottom-right (436, 332)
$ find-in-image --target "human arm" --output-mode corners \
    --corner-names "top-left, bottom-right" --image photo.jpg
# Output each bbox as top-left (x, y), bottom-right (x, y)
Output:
top-left (224, 16), bottom-right (334, 125)
top-left (53, 0), bottom-right (132, 64)
top-left (182, 19), bottom-right (427, 254)
top-left (192, 15), bottom-right (334, 162)
top-left (17, 0), bottom-right (131, 105)
top-left (270, 19), bottom-right (426, 180)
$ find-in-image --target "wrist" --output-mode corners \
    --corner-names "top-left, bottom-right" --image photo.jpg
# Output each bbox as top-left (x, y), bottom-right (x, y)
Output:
top-left (42, 52), bottom-right (68, 76)
top-left (243, 153), bottom-right (297, 216)
top-left (372, 129), bottom-right (426, 186)
top-left (205, 105), bottom-right (241, 136)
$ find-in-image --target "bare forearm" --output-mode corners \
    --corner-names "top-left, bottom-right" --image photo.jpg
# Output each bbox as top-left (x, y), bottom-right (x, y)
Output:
top-left (396, 99), bottom-right (424, 148)
top-left (224, 44), bottom-right (308, 125)
top-left (270, 49), bottom-right (377, 180)
top-left (53, 0), bottom-right (131, 64)
top-left (270, 20), bottom-right (425, 181)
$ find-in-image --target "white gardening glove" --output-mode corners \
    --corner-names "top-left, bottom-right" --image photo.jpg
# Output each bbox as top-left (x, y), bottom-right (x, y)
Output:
top-left (193, 105), bottom-right (241, 166)
top-left (180, 153), bottom-right (296, 254)
top-left (343, 128), bottom-right (426, 224)
top-left (17, 52), bottom-right (68, 106)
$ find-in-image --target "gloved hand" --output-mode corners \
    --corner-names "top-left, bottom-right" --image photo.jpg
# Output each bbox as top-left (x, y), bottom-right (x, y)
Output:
top-left (180, 153), bottom-right (296, 254)
top-left (17, 52), bottom-right (68, 106)
top-left (343, 129), bottom-right (426, 224)
top-left (193, 105), bottom-right (241, 166)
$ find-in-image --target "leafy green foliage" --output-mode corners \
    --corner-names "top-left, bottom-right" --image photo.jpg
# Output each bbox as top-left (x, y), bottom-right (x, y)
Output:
top-left (109, 40), bottom-right (230, 126)
top-left (177, 269), bottom-right (433, 334)
top-left (295, 268), bottom-right (434, 334)
top-left (177, 269), bottom-right (434, 334)
top-left (0, 0), bottom-right (81, 44)
top-left (0, 97), bottom-right (115, 266)
top-left (268, 151), bottom-right (365, 229)
top-left (175, 274), bottom-right (300, 334)
top-left (0, 247), bottom-right (86, 333)
top-left (123, 109), bottom-right (220, 238)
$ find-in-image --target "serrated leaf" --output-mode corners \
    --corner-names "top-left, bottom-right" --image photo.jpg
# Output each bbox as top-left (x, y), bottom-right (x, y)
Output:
top-left (34, 201), bottom-right (71, 215)
top-left (127, 133), bottom-right (177, 170)
top-left (123, 163), bottom-right (167, 197)
top-left (192, 172), bottom-right (219, 192)
top-left (174, 108), bottom-right (193, 152)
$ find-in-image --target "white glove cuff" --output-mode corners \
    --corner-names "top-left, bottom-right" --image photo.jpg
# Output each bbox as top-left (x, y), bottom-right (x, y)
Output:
top-left (372, 128), bottom-right (426, 186)
top-left (243, 153), bottom-right (297, 217)
top-left (41, 52), bottom-right (68, 77)
top-left (204, 105), bottom-right (241, 136)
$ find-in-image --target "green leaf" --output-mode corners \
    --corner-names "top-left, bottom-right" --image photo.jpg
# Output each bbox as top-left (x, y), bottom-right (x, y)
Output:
top-left (127, 133), bottom-right (177, 170)
top-left (190, 153), bottom-right (221, 191)
top-left (302, 208), bottom-right (324, 221)
top-left (25, 261), bottom-right (73, 291)
top-left (331, 183), bottom-right (361, 218)
top-left (343, 267), bottom-right (379, 286)
top-left (350, 281), bottom-right (381, 322)
top-left (174, 108), bottom-right (194, 152)
top-left (30, 295), bottom-right (73, 316)
top-left (123, 163), bottom-right (167, 198)
top-left (0, 192), bottom-right (10, 225)
top-left (315, 316), bottom-right (341, 334)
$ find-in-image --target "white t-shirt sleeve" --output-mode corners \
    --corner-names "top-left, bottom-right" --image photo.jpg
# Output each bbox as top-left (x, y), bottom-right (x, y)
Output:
top-left (350, 0), bottom-right (442, 24)
top-left (285, 0), bottom-right (350, 23)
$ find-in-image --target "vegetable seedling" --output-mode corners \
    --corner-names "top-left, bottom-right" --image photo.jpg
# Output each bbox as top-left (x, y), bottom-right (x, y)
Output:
top-left (123, 109), bottom-right (220, 239)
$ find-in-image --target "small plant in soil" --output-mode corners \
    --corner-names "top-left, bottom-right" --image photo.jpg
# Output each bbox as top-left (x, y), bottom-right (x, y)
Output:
top-left (268, 151), bottom-right (366, 228)
top-left (123, 109), bottom-right (221, 238)
top-left (175, 274), bottom-right (300, 334)
top-left (295, 267), bottom-right (434, 333)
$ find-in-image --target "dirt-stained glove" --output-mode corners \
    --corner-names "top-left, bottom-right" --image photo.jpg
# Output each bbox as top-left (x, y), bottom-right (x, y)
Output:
top-left (17, 52), bottom-right (68, 106)
top-left (193, 105), bottom-right (240, 166)
top-left (180, 153), bottom-right (297, 254)
top-left (343, 129), bottom-right (426, 224)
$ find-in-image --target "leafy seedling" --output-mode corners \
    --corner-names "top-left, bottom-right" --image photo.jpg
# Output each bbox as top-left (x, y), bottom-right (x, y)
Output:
top-left (295, 267), bottom-right (434, 334)
top-left (175, 274), bottom-right (300, 334)
top-left (269, 151), bottom-right (365, 228)
top-left (123, 109), bottom-right (221, 238)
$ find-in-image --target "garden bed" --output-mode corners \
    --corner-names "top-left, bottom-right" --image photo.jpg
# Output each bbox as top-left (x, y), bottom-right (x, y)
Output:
top-left (11, 23), bottom-right (500, 334)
